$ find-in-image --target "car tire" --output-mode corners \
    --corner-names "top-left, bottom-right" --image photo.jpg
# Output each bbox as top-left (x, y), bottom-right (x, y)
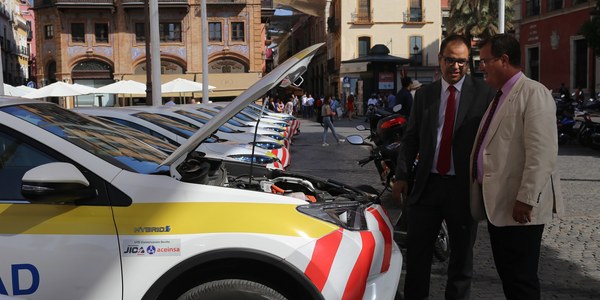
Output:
top-left (177, 279), bottom-right (288, 300)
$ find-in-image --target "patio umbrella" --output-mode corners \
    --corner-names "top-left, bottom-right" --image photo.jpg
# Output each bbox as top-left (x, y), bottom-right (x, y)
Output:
top-left (161, 78), bottom-right (215, 104)
top-left (3, 84), bottom-right (28, 96)
top-left (95, 80), bottom-right (147, 106)
top-left (16, 85), bottom-right (37, 94)
top-left (23, 81), bottom-right (95, 99)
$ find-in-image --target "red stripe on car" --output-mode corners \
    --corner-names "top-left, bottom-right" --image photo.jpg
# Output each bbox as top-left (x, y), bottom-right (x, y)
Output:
top-left (342, 231), bottom-right (375, 300)
top-left (304, 229), bottom-right (344, 291)
top-left (368, 207), bottom-right (392, 272)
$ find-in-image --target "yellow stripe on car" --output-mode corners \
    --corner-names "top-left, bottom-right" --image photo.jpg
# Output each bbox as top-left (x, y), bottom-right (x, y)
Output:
top-left (114, 203), bottom-right (336, 238)
top-left (0, 203), bottom-right (337, 238)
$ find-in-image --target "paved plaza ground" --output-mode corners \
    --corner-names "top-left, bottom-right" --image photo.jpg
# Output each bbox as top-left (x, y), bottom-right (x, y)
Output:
top-left (289, 116), bottom-right (600, 299)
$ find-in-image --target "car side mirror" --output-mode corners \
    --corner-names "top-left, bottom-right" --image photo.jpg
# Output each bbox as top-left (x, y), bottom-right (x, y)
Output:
top-left (392, 104), bottom-right (403, 113)
top-left (21, 162), bottom-right (96, 204)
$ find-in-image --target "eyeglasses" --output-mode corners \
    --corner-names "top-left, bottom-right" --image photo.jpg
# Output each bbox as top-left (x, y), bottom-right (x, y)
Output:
top-left (442, 57), bottom-right (468, 67)
top-left (479, 57), bottom-right (500, 66)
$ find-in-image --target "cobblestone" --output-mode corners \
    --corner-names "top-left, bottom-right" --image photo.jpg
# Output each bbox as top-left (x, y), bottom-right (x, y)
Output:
top-left (290, 117), bottom-right (600, 299)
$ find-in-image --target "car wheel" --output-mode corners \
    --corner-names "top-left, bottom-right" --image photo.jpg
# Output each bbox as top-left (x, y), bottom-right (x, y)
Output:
top-left (177, 279), bottom-right (287, 300)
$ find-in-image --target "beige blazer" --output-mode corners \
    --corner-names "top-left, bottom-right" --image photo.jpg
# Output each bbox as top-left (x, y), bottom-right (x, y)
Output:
top-left (469, 75), bottom-right (564, 226)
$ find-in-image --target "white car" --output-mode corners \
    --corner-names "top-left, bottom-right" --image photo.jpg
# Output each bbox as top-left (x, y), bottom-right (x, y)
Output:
top-left (189, 105), bottom-right (292, 139)
top-left (128, 105), bottom-right (288, 151)
top-left (73, 107), bottom-right (289, 170)
top-left (0, 43), bottom-right (401, 300)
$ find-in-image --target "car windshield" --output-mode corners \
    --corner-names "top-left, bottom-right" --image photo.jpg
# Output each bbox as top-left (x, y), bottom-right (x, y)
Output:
top-left (133, 112), bottom-right (197, 138)
top-left (1, 103), bottom-right (170, 174)
top-left (174, 110), bottom-right (238, 133)
top-left (196, 107), bottom-right (247, 127)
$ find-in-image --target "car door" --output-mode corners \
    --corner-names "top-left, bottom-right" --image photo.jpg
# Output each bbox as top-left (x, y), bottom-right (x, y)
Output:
top-left (0, 128), bottom-right (122, 299)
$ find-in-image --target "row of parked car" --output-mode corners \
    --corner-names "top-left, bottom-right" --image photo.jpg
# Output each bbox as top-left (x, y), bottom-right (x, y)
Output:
top-left (74, 103), bottom-right (297, 170)
top-left (0, 44), bottom-right (402, 300)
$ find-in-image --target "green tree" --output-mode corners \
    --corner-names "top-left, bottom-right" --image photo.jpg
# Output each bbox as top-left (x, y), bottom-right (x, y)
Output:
top-left (447, 0), bottom-right (515, 73)
top-left (580, 1), bottom-right (600, 57)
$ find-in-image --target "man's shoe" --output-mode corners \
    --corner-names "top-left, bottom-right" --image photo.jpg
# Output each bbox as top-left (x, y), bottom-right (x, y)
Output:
top-left (322, 142), bottom-right (329, 147)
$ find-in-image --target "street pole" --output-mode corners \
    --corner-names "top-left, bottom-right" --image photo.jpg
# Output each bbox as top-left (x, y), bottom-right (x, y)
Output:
top-left (201, 0), bottom-right (210, 104)
top-left (499, 0), bottom-right (505, 33)
top-left (144, 0), bottom-right (152, 105)
top-left (150, 0), bottom-right (161, 106)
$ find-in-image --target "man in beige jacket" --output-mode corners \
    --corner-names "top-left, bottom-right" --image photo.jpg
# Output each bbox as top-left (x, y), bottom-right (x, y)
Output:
top-left (470, 34), bottom-right (564, 300)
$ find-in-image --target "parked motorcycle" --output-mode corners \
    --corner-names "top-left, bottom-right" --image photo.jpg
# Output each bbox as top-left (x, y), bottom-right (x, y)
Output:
top-left (347, 112), bottom-right (450, 262)
top-left (577, 113), bottom-right (600, 150)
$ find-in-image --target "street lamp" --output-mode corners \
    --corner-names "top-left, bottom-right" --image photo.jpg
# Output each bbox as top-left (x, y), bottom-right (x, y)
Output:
top-left (413, 44), bottom-right (420, 80)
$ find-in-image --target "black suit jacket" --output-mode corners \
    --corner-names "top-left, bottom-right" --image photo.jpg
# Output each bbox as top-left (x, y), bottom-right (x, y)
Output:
top-left (396, 75), bottom-right (495, 205)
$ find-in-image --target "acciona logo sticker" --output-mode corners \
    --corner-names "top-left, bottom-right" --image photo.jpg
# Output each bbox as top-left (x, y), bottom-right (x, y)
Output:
top-left (122, 239), bottom-right (181, 257)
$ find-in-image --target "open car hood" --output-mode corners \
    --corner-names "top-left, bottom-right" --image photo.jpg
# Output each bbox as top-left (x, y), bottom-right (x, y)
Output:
top-left (163, 43), bottom-right (323, 174)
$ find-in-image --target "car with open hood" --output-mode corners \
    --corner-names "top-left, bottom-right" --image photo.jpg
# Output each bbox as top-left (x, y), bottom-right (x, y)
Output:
top-left (73, 106), bottom-right (289, 170)
top-left (0, 44), bottom-right (401, 300)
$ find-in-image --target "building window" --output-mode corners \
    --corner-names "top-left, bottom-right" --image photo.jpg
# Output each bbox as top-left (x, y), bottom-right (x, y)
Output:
top-left (410, 36), bottom-right (422, 66)
top-left (526, 46), bottom-right (539, 81)
top-left (71, 23), bottom-right (85, 43)
top-left (573, 39), bottom-right (588, 89)
top-left (526, 0), bottom-right (540, 17)
top-left (209, 22), bottom-right (222, 42)
top-left (547, 0), bottom-right (562, 11)
top-left (95, 23), bottom-right (109, 43)
top-left (44, 25), bottom-right (53, 39)
top-left (231, 22), bottom-right (245, 42)
top-left (572, 0), bottom-right (587, 5)
top-left (358, 36), bottom-right (371, 57)
top-left (135, 23), bottom-right (145, 42)
top-left (410, 0), bottom-right (423, 22)
top-left (160, 22), bottom-right (181, 42)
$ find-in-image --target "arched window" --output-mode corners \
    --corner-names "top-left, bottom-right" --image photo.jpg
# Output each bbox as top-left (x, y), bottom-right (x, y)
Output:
top-left (208, 58), bottom-right (247, 73)
top-left (72, 60), bottom-right (113, 79)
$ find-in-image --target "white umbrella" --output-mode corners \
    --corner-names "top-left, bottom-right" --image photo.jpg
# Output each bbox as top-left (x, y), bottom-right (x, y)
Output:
top-left (95, 80), bottom-right (147, 107)
top-left (161, 78), bottom-right (215, 104)
top-left (3, 84), bottom-right (28, 96)
top-left (16, 85), bottom-right (37, 94)
top-left (95, 80), bottom-right (147, 95)
top-left (23, 81), bottom-right (95, 99)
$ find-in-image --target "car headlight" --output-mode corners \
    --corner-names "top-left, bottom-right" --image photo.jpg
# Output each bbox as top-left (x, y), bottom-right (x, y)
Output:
top-left (228, 154), bottom-right (279, 165)
top-left (297, 202), bottom-right (369, 231)
top-left (250, 142), bottom-right (282, 150)
top-left (263, 134), bottom-right (285, 141)
top-left (265, 127), bottom-right (285, 133)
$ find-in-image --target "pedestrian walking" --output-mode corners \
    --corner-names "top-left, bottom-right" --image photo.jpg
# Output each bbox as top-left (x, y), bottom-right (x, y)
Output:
top-left (321, 97), bottom-right (344, 146)
top-left (471, 33), bottom-right (564, 300)
top-left (392, 34), bottom-right (496, 300)
top-left (346, 93), bottom-right (355, 120)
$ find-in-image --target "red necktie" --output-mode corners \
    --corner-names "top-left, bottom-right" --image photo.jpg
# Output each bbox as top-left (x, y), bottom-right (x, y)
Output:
top-left (437, 85), bottom-right (456, 175)
top-left (472, 90), bottom-right (503, 179)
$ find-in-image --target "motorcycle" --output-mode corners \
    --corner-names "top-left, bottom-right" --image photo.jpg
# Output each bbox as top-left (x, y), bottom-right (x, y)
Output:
top-left (347, 109), bottom-right (450, 262)
top-left (577, 113), bottom-right (600, 150)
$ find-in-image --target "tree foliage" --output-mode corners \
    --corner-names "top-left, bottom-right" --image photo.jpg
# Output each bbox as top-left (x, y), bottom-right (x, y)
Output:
top-left (447, 0), bottom-right (515, 72)
top-left (580, 1), bottom-right (600, 57)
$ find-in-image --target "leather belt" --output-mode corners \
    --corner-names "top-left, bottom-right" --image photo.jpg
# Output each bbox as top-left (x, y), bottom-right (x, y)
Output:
top-left (430, 173), bottom-right (456, 179)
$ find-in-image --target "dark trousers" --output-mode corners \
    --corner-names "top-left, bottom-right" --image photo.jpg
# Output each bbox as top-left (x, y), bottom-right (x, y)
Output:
top-left (487, 221), bottom-right (545, 300)
top-left (404, 174), bottom-right (477, 300)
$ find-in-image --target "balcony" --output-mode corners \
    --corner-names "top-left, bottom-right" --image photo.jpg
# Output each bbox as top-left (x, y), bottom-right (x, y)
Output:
top-left (122, 0), bottom-right (188, 7)
top-left (35, 0), bottom-right (115, 9)
top-left (403, 8), bottom-right (426, 23)
top-left (351, 9), bottom-right (373, 25)
top-left (207, 0), bottom-right (246, 4)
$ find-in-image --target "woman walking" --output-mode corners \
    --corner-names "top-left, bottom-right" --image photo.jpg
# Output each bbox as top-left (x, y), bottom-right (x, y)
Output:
top-left (346, 93), bottom-right (355, 120)
top-left (321, 97), bottom-right (345, 146)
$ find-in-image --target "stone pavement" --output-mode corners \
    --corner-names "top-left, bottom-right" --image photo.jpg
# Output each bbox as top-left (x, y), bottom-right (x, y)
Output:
top-left (288, 115), bottom-right (600, 299)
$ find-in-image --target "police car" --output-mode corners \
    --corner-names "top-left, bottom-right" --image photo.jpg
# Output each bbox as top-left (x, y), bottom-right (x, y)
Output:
top-left (0, 44), bottom-right (401, 300)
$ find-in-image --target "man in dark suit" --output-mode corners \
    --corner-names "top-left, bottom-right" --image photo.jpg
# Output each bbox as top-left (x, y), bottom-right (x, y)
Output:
top-left (392, 34), bottom-right (496, 299)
